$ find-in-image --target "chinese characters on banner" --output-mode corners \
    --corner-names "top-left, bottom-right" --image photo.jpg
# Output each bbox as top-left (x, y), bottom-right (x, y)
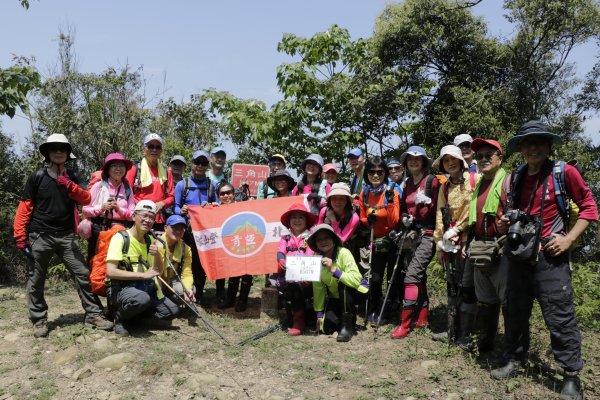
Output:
top-left (231, 163), bottom-right (270, 197)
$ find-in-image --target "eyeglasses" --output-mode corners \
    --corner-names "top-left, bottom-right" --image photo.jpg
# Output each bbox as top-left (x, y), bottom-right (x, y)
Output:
top-left (136, 213), bottom-right (156, 222)
top-left (475, 152), bottom-right (498, 161)
top-left (147, 144), bottom-right (162, 150)
top-left (368, 169), bottom-right (384, 177)
top-left (219, 190), bottom-right (233, 196)
top-left (193, 159), bottom-right (209, 166)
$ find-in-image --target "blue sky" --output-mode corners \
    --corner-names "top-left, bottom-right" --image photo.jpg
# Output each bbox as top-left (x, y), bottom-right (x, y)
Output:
top-left (2, 0), bottom-right (598, 152)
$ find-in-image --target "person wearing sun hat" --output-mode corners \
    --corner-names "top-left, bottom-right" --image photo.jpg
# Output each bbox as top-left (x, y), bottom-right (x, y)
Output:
top-left (257, 153), bottom-right (288, 199)
top-left (272, 203), bottom-right (317, 336)
top-left (266, 169), bottom-right (296, 197)
top-left (453, 134), bottom-right (477, 173)
top-left (125, 133), bottom-right (174, 231)
top-left (391, 145), bottom-right (439, 339)
top-left (430, 145), bottom-right (480, 345)
top-left (83, 153), bottom-right (135, 261)
top-left (13, 134), bottom-right (113, 338)
top-left (292, 154), bottom-right (328, 215)
top-left (307, 224), bottom-right (369, 342)
top-left (318, 183), bottom-right (360, 245)
top-left (491, 121), bottom-right (597, 400)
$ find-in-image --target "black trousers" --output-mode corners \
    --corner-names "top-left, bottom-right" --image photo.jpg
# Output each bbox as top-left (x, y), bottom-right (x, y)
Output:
top-left (183, 229), bottom-right (205, 298)
top-left (503, 250), bottom-right (582, 371)
top-left (323, 282), bottom-right (361, 334)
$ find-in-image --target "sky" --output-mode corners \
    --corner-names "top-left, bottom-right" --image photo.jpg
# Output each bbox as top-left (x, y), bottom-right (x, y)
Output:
top-left (2, 0), bottom-right (599, 154)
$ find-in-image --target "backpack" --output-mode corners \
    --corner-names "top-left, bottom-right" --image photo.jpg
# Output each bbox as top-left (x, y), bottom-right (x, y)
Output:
top-left (89, 227), bottom-right (151, 296)
top-left (506, 160), bottom-right (578, 234)
top-left (179, 177), bottom-right (216, 207)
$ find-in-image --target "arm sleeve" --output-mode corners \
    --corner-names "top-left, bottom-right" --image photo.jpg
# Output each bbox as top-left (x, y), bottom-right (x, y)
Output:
top-left (337, 249), bottom-right (367, 293)
top-left (82, 182), bottom-right (103, 218)
top-left (312, 280), bottom-right (326, 312)
top-left (359, 190), bottom-right (368, 226)
top-left (67, 181), bottom-right (91, 205)
top-left (337, 213), bottom-right (359, 244)
top-left (180, 244), bottom-right (194, 289)
top-left (433, 184), bottom-right (446, 245)
top-left (125, 166), bottom-right (136, 190)
top-left (121, 188), bottom-right (135, 219)
top-left (565, 165), bottom-right (598, 222)
top-left (162, 169), bottom-right (175, 208)
top-left (13, 199), bottom-right (34, 242)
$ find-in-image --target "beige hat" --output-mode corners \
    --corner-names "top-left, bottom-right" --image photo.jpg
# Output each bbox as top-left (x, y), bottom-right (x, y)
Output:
top-left (134, 200), bottom-right (157, 214)
top-left (39, 134), bottom-right (76, 161)
top-left (432, 145), bottom-right (468, 173)
top-left (327, 182), bottom-right (352, 200)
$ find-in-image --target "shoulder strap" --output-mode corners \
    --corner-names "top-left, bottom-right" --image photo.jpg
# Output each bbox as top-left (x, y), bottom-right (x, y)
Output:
top-left (118, 230), bottom-right (130, 255)
top-left (508, 164), bottom-right (527, 209)
top-left (181, 177), bottom-right (191, 207)
top-left (207, 179), bottom-right (215, 202)
top-left (133, 160), bottom-right (141, 192)
top-left (263, 179), bottom-right (269, 198)
top-left (424, 174), bottom-right (435, 198)
top-left (552, 160), bottom-right (570, 222)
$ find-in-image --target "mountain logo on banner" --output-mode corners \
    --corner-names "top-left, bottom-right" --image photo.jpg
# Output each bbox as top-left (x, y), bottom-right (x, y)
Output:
top-left (221, 212), bottom-right (267, 257)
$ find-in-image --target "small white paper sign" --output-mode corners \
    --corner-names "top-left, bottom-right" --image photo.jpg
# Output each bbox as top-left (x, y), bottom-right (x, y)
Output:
top-left (285, 256), bottom-right (322, 282)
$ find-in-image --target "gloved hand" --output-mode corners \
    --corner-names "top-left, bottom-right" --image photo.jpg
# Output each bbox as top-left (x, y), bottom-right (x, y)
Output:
top-left (16, 240), bottom-right (33, 259)
top-left (443, 228), bottom-right (458, 242)
top-left (55, 175), bottom-right (74, 190)
top-left (367, 212), bottom-right (377, 226)
top-left (278, 259), bottom-right (286, 272)
top-left (401, 213), bottom-right (414, 228)
top-left (360, 277), bottom-right (369, 291)
top-left (385, 189), bottom-right (395, 204)
top-left (414, 188), bottom-right (431, 205)
top-left (307, 193), bottom-right (320, 202)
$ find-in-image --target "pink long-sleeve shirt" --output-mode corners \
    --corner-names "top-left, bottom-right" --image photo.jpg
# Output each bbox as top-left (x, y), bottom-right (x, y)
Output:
top-left (82, 179), bottom-right (135, 221)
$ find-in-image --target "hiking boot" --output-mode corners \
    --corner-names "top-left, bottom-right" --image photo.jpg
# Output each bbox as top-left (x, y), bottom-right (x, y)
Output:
top-left (431, 331), bottom-right (449, 343)
top-left (235, 281), bottom-right (251, 312)
top-left (85, 314), bottom-right (114, 331)
top-left (113, 320), bottom-right (129, 337)
top-left (336, 313), bottom-right (354, 342)
top-left (33, 319), bottom-right (48, 338)
top-left (491, 359), bottom-right (521, 380)
top-left (560, 371), bottom-right (583, 400)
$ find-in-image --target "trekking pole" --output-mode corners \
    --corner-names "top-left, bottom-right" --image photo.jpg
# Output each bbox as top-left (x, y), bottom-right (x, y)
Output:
top-left (374, 229), bottom-right (408, 333)
top-left (363, 214), bottom-right (376, 328)
top-left (237, 322), bottom-right (283, 346)
top-left (158, 275), bottom-right (231, 346)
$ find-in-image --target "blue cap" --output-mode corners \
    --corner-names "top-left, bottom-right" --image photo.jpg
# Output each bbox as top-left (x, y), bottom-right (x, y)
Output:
top-left (192, 150), bottom-right (209, 161)
top-left (211, 147), bottom-right (226, 156)
top-left (387, 159), bottom-right (401, 166)
top-left (346, 148), bottom-right (363, 157)
top-left (166, 215), bottom-right (187, 226)
top-left (399, 145), bottom-right (431, 168)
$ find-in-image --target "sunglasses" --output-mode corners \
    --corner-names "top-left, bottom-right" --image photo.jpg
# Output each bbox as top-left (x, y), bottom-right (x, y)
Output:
top-left (458, 143), bottom-right (472, 150)
top-left (47, 145), bottom-right (69, 153)
top-left (147, 144), bottom-right (162, 150)
top-left (475, 152), bottom-right (498, 161)
top-left (368, 169), bottom-right (384, 176)
top-left (388, 166), bottom-right (402, 171)
top-left (193, 159), bottom-right (209, 166)
top-left (219, 190), bottom-right (233, 196)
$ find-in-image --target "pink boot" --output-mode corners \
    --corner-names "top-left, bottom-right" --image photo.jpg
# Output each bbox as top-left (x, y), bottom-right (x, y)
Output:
top-left (390, 308), bottom-right (416, 339)
top-left (287, 309), bottom-right (305, 336)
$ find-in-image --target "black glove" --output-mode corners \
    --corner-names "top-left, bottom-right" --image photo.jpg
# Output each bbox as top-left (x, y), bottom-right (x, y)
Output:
top-left (385, 189), bottom-right (395, 205)
top-left (367, 212), bottom-right (377, 225)
top-left (307, 193), bottom-right (320, 202)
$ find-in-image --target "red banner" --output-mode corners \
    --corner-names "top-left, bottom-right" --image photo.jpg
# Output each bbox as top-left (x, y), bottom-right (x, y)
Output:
top-left (231, 163), bottom-right (270, 197)
top-left (187, 196), bottom-right (307, 280)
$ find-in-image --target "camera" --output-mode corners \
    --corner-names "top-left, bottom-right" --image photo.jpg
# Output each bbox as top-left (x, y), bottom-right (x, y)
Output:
top-left (505, 209), bottom-right (534, 243)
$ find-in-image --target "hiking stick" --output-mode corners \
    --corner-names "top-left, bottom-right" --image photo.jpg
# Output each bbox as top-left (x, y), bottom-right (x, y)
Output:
top-left (237, 322), bottom-right (283, 346)
top-left (157, 275), bottom-right (231, 345)
top-left (374, 229), bottom-right (408, 333)
top-left (363, 220), bottom-right (375, 328)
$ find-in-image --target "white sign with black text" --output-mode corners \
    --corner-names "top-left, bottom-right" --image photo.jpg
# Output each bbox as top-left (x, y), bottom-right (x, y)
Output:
top-left (285, 256), bottom-right (322, 282)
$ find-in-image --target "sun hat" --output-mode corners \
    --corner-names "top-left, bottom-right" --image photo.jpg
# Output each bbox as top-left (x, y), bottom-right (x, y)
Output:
top-left (399, 145), bottom-right (431, 168)
top-left (134, 200), bottom-right (157, 214)
top-left (210, 147), bottom-right (226, 156)
top-left (506, 120), bottom-right (562, 155)
top-left (300, 154), bottom-right (324, 172)
top-left (326, 182), bottom-right (352, 202)
top-left (166, 215), bottom-right (187, 226)
top-left (192, 150), bottom-right (210, 161)
top-left (102, 153), bottom-right (133, 177)
top-left (170, 155), bottom-right (187, 165)
top-left (306, 223), bottom-right (342, 252)
top-left (346, 148), bottom-right (363, 157)
top-left (267, 169), bottom-right (296, 191)
top-left (143, 133), bottom-right (163, 146)
top-left (471, 138), bottom-right (503, 154)
top-left (323, 163), bottom-right (338, 173)
top-left (432, 145), bottom-right (468, 173)
top-left (453, 134), bottom-right (474, 147)
top-left (39, 134), bottom-right (76, 161)
top-left (280, 203), bottom-right (317, 229)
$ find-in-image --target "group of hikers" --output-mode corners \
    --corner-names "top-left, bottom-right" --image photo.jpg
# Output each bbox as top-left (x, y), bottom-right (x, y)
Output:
top-left (12, 120), bottom-right (597, 400)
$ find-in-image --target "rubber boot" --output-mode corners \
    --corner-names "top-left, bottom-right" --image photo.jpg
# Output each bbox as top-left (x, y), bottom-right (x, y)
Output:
top-left (218, 279), bottom-right (239, 309)
top-left (337, 313), bottom-right (354, 342)
top-left (215, 279), bottom-right (226, 304)
top-left (477, 303), bottom-right (500, 353)
top-left (456, 303), bottom-right (477, 352)
top-left (414, 302), bottom-right (429, 329)
top-left (560, 371), bottom-right (583, 400)
top-left (235, 281), bottom-right (251, 312)
top-left (390, 307), bottom-right (416, 339)
top-left (287, 309), bottom-right (305, 336)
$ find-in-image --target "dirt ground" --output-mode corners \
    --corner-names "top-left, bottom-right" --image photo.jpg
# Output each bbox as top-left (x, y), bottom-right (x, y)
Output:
top-left (0, 282), bottom-right (598, 400)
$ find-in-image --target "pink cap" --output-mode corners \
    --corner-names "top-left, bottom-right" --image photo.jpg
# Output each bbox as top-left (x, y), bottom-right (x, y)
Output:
top-left (323, 163), bottom-right (338, 173)
top-left (471, 138), bottom-right (503, 154)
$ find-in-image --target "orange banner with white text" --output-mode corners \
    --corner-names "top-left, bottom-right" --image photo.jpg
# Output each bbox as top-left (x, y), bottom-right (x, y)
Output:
top-left (187, 196), bottom-right (306, 280)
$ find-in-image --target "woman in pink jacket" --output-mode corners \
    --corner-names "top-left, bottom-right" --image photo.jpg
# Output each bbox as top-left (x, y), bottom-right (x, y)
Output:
top-left (317, 183), bottom-right (359, 245)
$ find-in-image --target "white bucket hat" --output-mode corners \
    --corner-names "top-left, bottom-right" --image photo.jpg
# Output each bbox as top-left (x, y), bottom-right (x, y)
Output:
top-left (39, 134), bottom-right (76, 161)
top-left (432, 145), bottom-right (468, 173)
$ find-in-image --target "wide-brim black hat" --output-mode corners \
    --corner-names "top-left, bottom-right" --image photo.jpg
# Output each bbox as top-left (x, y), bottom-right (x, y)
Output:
top-left (507, 120), bottom-right (562, 155)
top-left (307, 223), bottom-right (342, 252)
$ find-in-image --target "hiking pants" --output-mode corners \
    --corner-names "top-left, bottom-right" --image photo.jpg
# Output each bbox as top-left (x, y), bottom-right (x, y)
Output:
top-left (27, 231), bottom-right (103, 323)
top-left (503, 251), bottom-right (582, 371)
top-left (369, 240), bottom-right (398, 311)
top-left (471, 254), bottom-right (509, 306)
top-left (183, 229), bottom-right (205, 298)
top-left (109, 284), bottom-right (179, 321)
top-left (322, 282), bottom-right (360, 334)
top-left (404, 234), bottom-right (435, 285)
